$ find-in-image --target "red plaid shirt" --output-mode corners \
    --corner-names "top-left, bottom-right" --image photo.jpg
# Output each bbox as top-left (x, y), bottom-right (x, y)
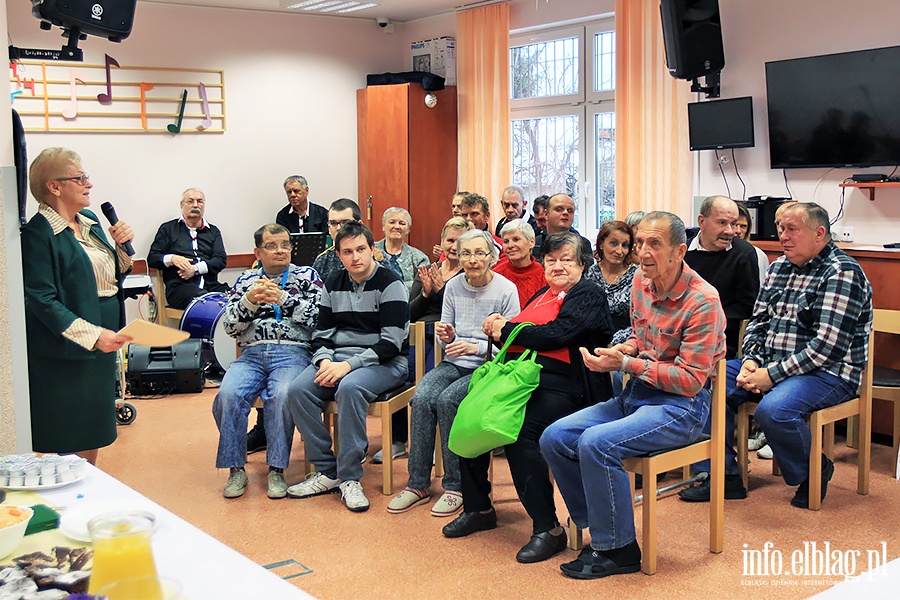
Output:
top-left (622, 262), bottom-right (726, 397)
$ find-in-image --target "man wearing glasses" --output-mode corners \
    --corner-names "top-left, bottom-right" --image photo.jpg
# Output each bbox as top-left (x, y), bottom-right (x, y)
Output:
top-left (312, 198), bottom-right (386, 284)
top-left (148, 188), bottom-right (229, 309)
top-left (275, 175), bottom-right (329, 234)
top-left (213, 223), bottom-right (323, 500)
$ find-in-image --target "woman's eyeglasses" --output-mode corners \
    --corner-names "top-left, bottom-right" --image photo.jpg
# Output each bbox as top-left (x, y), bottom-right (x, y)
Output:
top-left (459, 251), bottom-right (490, 261)
top-left (56, 173), bottom-right (90, 186)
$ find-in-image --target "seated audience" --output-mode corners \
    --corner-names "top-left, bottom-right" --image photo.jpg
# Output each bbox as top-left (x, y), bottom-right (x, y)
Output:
top-left (388, 229), bottom-right (520, 518)
top-left (493, 218), bottom-right (546, 308)
top-left (443, 232), bottom-right (615, 565)
top-left (541, 212), bottom-right (725, 579)
top-left (679, 202), bottom-right (873, 507)
top-left (735, 201), bottom-right (769, 287)
top-left (275, 175), bottom-right (328, 234)
top-left (410, 217), bottom-right (471, 324)
top-left (213, 224), bottom-right (323, 499)
top-left (375, 207), bottom-right (430, 292)
top-left (685, 196), bottom-right (759, 359)
top-left (286, 222), bottom-right (409, 512)
top-left (532, 194), bottom-right (550, 233)
top-left (585, 220), bottom-right (638, 345)
top-left (495, 185), bottom-right (540, 237)
top-left (311, 198), bottom-right (362, 284)
top-left (460, 192), bottom-right (503, 251)
top-left (148, 188), bottom-right (228, 309)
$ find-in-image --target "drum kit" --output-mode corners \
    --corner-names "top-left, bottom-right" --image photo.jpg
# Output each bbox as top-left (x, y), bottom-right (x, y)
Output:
top-left (178, 292), bottom-right (236, 374)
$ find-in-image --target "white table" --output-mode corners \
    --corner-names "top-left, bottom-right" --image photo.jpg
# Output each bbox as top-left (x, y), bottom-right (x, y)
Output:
top-left (39, 464), bottom-right (313, 599)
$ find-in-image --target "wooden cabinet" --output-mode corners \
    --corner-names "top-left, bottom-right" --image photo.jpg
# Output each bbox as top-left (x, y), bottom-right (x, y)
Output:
top-left (357, 83), bottom-right (458, 254)
top-left (754, 241), bottom-right (900, 437)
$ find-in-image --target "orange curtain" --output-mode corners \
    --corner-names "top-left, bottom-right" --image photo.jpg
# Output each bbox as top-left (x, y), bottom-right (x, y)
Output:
top-left (615, 0), bottom-right (692, 218)
top-left (457, 2), bottom-right (510, 219)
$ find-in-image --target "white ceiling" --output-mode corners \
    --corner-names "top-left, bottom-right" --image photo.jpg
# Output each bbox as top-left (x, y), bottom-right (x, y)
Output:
top-left (138, 0), bottom-right (468, 23)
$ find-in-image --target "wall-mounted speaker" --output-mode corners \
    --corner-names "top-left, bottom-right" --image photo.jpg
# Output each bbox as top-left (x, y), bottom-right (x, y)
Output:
top-left (660, 0), bottom-right (725, 80)
top-left (31, 0), bottom-right (137, 42)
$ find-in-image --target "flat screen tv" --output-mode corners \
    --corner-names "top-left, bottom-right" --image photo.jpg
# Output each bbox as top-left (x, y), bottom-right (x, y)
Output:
top-left (765, 45), bottom-right (900, 169)
top-left (688, 96), bottom-right (755, 151)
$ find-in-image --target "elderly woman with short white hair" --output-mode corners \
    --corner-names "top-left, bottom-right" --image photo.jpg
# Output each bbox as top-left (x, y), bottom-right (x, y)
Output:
top-left (375, 207), bottom-right (430, 292)
top-left (387, 229), bottom-right (520, 518)
top-left (493, 217), bottom-right (547, 308)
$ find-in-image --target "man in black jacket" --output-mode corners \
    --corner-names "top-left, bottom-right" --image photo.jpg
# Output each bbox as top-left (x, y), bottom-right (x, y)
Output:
top-left (148, 188), bottom-right (229, 309)
top-left (275, 175), bottom-right (328, 234)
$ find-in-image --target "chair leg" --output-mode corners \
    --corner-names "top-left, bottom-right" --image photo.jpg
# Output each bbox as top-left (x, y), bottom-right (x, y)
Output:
top-left (641, 463), bottom-right (658, 575)
top-left (382, 411), bottom-right (393, 495)
top-left (568, 517), bottom-right (583, 551)
top-left (823, 422), bottom-right (835, 458)
top-left (859, 403), bottom-right (872, 496)
top-left (846, 414), bottom-right (859, 449)
top-left (893, 400), bottom-right (900, 477)
top-left (772, 457), bottom-right (781, 477)
top-left (809, 414), bottom-right (824, 511)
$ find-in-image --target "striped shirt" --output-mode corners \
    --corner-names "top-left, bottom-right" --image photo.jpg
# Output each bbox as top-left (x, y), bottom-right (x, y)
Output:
top-left (39, 203), bottom-right (133, 350)
top-left (312, 263), bottom-right (409, 370)
top-left (622, 262), bottom-right (726, 397)
top-left (742, 241), bottom-right (872, 391)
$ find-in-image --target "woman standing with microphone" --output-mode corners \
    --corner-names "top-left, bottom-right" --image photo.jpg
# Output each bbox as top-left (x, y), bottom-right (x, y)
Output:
top-left (22, 148), bottom-right (135, 465)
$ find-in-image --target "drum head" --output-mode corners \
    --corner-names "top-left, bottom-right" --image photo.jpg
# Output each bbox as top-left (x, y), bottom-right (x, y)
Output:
top-left (212, 310), bottom-right (237, 372)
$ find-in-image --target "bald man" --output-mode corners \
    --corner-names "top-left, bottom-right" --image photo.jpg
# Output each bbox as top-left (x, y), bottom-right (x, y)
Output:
top-left (684, 195), bottom-right (760, 358)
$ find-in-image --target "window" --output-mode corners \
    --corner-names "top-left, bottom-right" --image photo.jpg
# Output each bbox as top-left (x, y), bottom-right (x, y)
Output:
top-left (510, 19), bottom-right (615, 242)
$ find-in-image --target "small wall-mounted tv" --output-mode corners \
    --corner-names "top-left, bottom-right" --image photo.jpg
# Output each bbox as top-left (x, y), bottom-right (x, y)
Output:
top-left (765, 45), bottom-right (900, 169)
top-left (688, 96), bottom-right (755, 151)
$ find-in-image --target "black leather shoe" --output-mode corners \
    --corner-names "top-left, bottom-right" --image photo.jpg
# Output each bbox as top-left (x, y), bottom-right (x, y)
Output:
top-left (246, 424), bottom-right (267, 455)
top-left (516, 530), bottom-right (568, 564)
top-left (560, 541), bottom-right (642, 580)
top-left (442, 509), bottom-right (497, 538)
top-left (678, 473), bottom-right (747, 502)
top-left (791, 455), bottom-right (834, 509)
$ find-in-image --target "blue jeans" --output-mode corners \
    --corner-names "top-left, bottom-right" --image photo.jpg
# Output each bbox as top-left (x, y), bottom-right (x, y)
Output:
top-left (212, 343), bottom-right (311, 470)
top-left (695, 359), bottom-right (856, 485)
top-left (288, 350), bottom-right (408, 482)
top-left (407, 360), bottom-right (474, 492)
top-left (540, 378), bottom-right (709, 550)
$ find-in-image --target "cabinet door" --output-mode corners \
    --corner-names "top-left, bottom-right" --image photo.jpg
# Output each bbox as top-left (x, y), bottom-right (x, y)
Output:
top-left (361, 85), bottom-right (411, 232)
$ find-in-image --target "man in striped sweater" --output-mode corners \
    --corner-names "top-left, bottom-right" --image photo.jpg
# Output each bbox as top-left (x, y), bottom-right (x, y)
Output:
top-left (287, 221), bottom-right (410, 512)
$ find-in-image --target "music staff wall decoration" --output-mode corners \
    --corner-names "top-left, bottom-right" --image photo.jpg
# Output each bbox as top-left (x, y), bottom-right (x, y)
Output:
top-left (8, 55), bottom-right (226, 134)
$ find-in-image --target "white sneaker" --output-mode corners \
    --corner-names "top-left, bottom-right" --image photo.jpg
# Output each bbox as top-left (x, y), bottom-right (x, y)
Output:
top-left (430, 490), bottom-right (464, 517)
top-left (748, 431), bottom-right (767, 451)
top-left (757, 444), bottom-right (774, 460)
top-left (286, 472), bottom-right (340, 498)
top-left (340, 480), bottom-right (370, 512)
top-left (372, 442), bottom-right (408, 464)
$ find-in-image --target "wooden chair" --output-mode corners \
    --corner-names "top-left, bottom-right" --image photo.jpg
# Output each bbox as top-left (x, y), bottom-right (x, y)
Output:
top-left (323, 320), bottom-right (426, 495)
top-left (869, 310), bottom-right (900, 470)
top-left (737, 331), bottom-right (874, 511)
top-left (568, 359), bottom-right (727, 575)
top-left (150, 268), bottom-right (185, 326)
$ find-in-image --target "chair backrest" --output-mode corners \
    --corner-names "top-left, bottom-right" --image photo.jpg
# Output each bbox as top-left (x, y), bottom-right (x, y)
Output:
top-left (737, 319), bottom-right (748, 359)
top-left (874, 309), bottom-right (900, 336)
top-left (709, 358), bottom-right (727, 456)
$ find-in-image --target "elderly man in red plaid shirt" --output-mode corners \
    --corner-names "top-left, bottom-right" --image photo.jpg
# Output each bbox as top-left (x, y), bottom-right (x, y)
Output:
top-left (540, 211), bottom-right (726, 580)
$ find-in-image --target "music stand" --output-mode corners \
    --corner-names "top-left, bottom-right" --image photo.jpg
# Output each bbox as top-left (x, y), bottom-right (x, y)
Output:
top-left (290, 232), bottom-right (327, 267)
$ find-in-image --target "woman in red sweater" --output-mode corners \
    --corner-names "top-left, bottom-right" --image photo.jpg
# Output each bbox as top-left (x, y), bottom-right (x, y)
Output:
top-left (493, 218), bottom-right (546, 308)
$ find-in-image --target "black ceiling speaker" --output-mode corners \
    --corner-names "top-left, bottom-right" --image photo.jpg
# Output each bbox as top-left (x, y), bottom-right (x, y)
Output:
top-left (31, 0), bottom-right (136, 42)
top-left (660, 0), bottom-right (725, 80)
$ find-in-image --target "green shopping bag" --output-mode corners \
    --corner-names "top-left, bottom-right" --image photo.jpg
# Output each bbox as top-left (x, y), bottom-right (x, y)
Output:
top-left (448, 322), bottom-right (542, 459)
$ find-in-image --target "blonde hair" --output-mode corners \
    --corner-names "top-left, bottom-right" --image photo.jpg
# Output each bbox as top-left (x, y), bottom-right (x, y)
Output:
top-left (29, 147), bottom-right (81, 203)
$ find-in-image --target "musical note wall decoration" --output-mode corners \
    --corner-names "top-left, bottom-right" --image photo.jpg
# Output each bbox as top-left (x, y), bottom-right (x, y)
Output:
top-left (139, 82), bottom-right (154, 129)
top-left (61, 69), bottom-right (84, 120)
top-left (167, 89), bottom-right (188, 134)
top-left (97, 54), bottom-right (120, 104)
top-left (197, 82), bottom-right (213, 131)
top-left (7, 58), bottom-right (226, 133)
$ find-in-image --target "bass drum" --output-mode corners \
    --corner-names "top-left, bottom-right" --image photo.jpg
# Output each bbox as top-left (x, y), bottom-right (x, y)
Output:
top-left (179, 292), bottom-right (236, 372)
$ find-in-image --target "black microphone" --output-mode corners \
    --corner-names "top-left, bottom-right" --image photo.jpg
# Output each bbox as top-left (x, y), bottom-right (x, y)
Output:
top-left (100, 202), bottom-right (135, 256)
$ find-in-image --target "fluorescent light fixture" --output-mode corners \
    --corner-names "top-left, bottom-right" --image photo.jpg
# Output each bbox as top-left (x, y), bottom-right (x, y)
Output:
top-left (279, 0), bottom-right (381, 12)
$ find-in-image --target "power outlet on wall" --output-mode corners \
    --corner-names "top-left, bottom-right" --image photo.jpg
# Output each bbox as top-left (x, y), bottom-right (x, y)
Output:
top-left (834, 227), bottom-right (854, 243)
